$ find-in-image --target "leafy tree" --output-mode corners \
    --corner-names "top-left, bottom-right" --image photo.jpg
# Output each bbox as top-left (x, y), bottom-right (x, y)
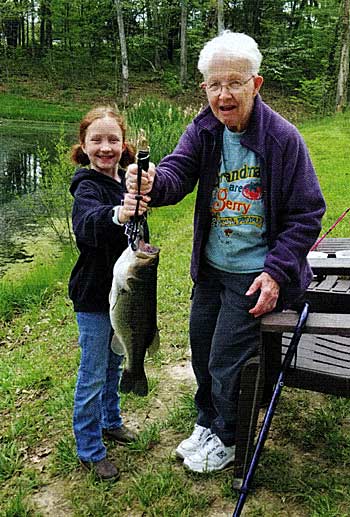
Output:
top-left (0, 0), bottom-right (348, 112)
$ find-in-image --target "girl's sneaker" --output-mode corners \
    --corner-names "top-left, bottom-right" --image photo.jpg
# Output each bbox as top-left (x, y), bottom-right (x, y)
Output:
top-left (183, 433), bottom-right (235, 472)
top-left (175, 424), bottom-right (211, 459)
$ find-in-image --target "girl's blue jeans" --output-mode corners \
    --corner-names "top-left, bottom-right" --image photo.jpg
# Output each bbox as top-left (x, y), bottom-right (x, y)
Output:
top-left (190, 264), bottom-right (261, 447)
top-left (73, 312), bottom-right (123, 462)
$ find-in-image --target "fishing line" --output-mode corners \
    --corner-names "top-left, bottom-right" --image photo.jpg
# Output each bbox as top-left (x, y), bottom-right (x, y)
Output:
top-left (310, 207), bottom-right (350, 251)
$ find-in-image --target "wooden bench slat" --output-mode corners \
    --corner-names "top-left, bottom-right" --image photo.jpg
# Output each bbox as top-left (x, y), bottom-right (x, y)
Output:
top-left (332, 280), bottom-right (350, 293)
top-left (288, 358), bottom-right (350, 378)
top-left (317, 238), bottom-right (350, 252)
top-left (314, 334), bottom-right (350, 346)
top-left (281, 345), bottom-right (350, 375)
top-left (309, 259), bottom-right (350, 276)
top-left (281, 346), bottom-right (350, 366)
top-left (283, 333), bottom-right (350, 354)
top-left (261, 312), bottom-right (350, 336)
top-left (283, 350), bottom-right (350, 374)
top-left (283, 332), bottom-right (350, 345)
top-left (307, 280), bottom-right (319, 290)
top-left (314, 275), bottom-right (338, 291)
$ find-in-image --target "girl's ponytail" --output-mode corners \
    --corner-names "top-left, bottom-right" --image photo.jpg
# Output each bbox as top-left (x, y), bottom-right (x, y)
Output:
top-left (120, 141), bottom-right (136, 169)
top-left (71, 144), bottom-right (90, 166)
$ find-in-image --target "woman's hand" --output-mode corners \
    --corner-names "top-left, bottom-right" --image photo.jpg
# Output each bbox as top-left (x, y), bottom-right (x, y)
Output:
top-left (126, 162), bottom-right (156, 194)
top-left (246, 272), bottom-right (280, 318)
top-left (118, 193), bottom-right (150, 224)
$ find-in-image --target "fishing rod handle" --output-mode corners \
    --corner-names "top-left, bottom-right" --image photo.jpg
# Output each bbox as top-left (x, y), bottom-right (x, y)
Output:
top-left (137, 149), bottom-right (150, 176)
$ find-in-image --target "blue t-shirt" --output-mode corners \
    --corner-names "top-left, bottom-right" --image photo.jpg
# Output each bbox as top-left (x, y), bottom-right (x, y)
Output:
top-left (205, 127), bottom-right (268, 273)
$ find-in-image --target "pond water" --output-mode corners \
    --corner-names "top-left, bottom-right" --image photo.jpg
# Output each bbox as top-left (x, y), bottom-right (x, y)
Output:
top-left (0, 120), bottom-right (77, 277)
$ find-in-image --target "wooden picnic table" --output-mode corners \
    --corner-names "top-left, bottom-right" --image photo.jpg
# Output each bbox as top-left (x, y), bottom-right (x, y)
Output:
top-left (307, 238), bottom-right (350, 312)
top-left (234, 237), bottom-right (350, 486)
top-left (308, 237), bottom-right (350, 275)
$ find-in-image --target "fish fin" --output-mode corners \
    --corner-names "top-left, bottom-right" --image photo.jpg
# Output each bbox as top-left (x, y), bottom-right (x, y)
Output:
top-left (111, 334), bottom-right (126, 355)
top-left (120, 370), bottom-right (148, 397)
top-left (147, 328), bottom-right (160, 357)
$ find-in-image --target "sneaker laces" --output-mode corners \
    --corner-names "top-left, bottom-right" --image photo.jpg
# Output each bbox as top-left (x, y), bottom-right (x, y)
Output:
top-left (192, 425), bottom-right (208, 442)
top-left (201, 433), bottom-right (222, 455)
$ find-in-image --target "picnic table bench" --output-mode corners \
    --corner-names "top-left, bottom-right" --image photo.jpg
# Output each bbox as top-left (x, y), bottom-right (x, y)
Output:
top-left (233, 238), bottom-right (350, 487)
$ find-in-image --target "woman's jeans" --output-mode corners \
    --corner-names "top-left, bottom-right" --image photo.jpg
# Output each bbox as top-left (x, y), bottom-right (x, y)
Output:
top-left (73, 312), bottom-right (123, 462)
top-left (190, 264), bottom-right (261, 447)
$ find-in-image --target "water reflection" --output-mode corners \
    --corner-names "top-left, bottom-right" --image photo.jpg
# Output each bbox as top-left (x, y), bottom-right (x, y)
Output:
top-left (0, 132), bottom-right (52, 204)
top-left (0, 122), bottom-right (75, 276)
top-left (0, 144), bottom-right (42, 202)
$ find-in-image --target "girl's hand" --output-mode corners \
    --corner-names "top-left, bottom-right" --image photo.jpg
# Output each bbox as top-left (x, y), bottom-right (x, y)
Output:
top-left (126, 162), bottom-right (156, 194)
top-left (118, 193), bottom-right (150, 223)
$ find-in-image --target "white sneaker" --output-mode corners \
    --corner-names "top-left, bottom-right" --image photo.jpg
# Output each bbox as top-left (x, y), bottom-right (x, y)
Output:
top-left (183, 433), bottom-right (235, 473)
top-left (175, 424), bottom-right (211, 460)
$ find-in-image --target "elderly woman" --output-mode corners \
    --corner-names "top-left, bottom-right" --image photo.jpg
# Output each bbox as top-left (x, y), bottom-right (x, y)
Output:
top-left (126, 31), bottom-right (326, 473)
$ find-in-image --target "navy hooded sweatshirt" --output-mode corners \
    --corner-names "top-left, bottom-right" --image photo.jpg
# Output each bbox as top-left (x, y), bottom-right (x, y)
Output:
top-left (68, 167), bottom-right (128, 312)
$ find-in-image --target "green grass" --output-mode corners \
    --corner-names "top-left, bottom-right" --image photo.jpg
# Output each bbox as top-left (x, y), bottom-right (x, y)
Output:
top-left (0, 92), bottom-right (89, 123)
top-left (0, 101), bottom-right (350, 516)
top-left (125, 97), bottom-right (195, 164)
top-left (0, 245), bottom-right (76, 321)
top-left (300, 112), bottom-right (350, 236)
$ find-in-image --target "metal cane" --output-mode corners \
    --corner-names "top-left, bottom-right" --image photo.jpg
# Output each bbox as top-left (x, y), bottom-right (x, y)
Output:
top-left (233, 301), bottom-right (310, 516)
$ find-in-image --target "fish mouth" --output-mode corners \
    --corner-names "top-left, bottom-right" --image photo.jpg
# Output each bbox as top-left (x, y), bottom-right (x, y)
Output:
top-left (136, 239), bottom-right (160, 256)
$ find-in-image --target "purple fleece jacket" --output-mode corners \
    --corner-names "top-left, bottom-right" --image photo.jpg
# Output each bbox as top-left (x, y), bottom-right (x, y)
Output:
top-left (150, 95), bottom-right (326, 306)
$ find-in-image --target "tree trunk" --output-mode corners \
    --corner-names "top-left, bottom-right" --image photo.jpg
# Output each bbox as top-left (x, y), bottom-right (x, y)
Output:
top-left (31, 0), bottom-right (35, 50)
top-left (180, 0), bottom-right (187, 87)
top-left (115, 0), bottom-right (129, 106)
top-left (46, 1), bottom-right (52, 49)
top-left (336, 0), bottom-right (350, 111)
top-left (39, 0), bottom-right (52, 53)
top-left (218, 0), bottom-right (224, 34)
top-left (335, 0), bottom-right (350, 111)
top-left (149, 0), bottom-right (161, 70)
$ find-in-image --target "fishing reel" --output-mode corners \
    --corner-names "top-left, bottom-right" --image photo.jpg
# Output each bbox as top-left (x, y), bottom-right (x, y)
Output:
top-left (125, 215), bottom-right (146, 251)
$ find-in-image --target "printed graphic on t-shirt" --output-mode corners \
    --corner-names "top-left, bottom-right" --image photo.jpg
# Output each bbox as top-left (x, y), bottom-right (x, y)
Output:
top-left (210, 163), bottom-right (264, 244)
top-left (205, 127), bottom-right (268, 273)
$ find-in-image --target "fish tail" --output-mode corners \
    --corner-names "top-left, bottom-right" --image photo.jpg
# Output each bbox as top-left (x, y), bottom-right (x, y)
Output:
top-left (120, 369), bottom-right (148, 397)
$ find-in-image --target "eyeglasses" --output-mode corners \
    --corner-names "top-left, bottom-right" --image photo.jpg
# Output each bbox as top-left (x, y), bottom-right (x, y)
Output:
top-left (205, 76), bottom-right (254, 95)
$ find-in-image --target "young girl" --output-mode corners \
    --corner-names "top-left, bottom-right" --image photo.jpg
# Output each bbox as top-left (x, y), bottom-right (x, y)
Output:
top-left (69, 106), bottom-right (150, 481)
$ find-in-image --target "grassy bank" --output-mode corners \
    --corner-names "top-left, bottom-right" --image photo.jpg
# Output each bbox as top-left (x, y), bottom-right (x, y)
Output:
top-left (300, 113), bottom-right (350, 234)
top-left (1, 191), bottom-right (350, 516)
top-left (0, 99), bottom-right (350, 516)
top-left (0, 243), bottom-right (75, 322)
top-left (0, 92), bottom-right (89, 123)
top-left (1, 79), bottom-right (306, 126)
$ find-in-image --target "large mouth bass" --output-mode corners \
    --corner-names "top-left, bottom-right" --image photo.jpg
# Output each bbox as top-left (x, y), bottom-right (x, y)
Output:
top-left (109, 240), bottom-right (160, 396)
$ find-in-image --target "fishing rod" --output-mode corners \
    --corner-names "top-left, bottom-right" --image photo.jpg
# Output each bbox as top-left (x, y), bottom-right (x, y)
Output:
top-left (310, 207), bottom-right (350, 252)
top-left (125, 129), bottom-right (150, 250)
top-left (232, 301), bottom-right (310, 517)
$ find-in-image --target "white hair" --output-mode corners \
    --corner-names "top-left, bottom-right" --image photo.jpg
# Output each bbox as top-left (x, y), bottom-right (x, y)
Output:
top-left (198, 31), bottom-right (262, 78)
